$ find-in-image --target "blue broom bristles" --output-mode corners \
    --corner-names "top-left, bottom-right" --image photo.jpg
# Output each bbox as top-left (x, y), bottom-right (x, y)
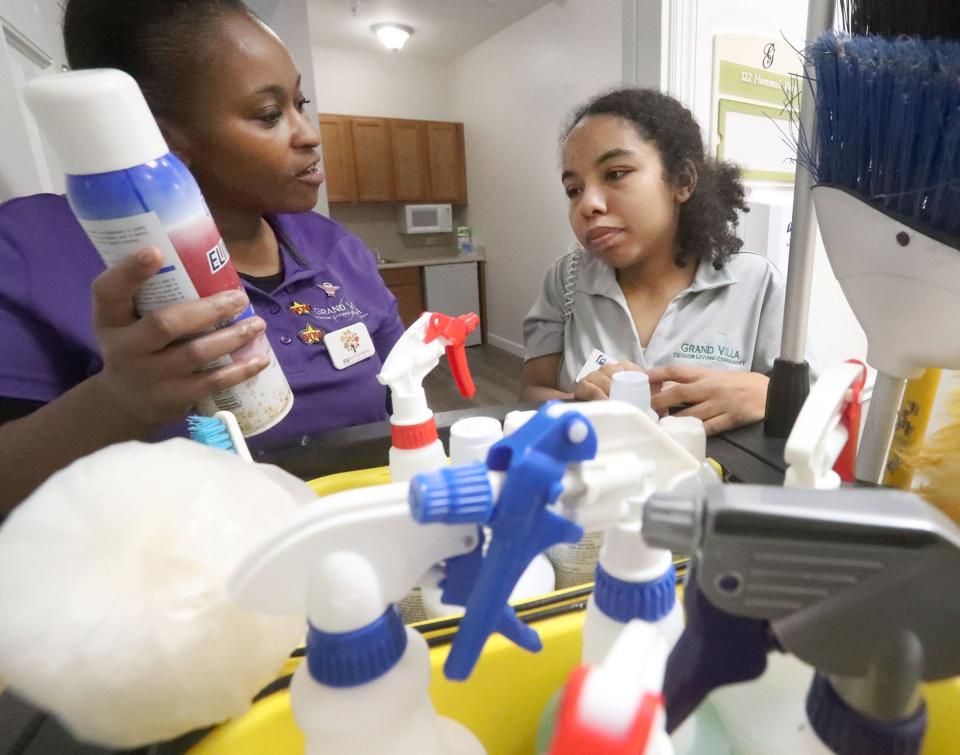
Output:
top-left (806, 32), bottom-right (960, 240)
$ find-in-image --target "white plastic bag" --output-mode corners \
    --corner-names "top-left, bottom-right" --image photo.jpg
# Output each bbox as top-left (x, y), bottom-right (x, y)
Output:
top-left (0, 439), bottom-right (310, 747)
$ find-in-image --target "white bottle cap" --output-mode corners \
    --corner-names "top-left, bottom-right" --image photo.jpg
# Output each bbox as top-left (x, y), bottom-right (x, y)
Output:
top-left (448, 416), bottom-right (503, 465)
top-left (658, 416), bottom-right (707, 461)
top-left (502, 409), bottom-right (536, 436)
top-left (24, 69), bottom-right (169, 176)
top-left (609, 371), bottom-right (657, 419)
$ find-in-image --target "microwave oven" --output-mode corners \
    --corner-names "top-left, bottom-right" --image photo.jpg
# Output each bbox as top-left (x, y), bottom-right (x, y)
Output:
top-left (397, 204), bottom-right (453, 234)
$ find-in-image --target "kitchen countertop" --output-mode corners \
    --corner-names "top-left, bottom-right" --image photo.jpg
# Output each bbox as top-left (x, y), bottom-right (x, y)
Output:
top-left (377, 252), bottom-right (484, 270)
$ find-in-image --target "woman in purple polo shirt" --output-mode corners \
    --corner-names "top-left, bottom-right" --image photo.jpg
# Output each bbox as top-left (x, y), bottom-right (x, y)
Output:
top-left (0, 0), bottom-right (405, 511)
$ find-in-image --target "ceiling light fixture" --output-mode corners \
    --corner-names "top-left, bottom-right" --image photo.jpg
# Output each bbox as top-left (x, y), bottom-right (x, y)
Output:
top-left (372, 23), bottom-right (413, 51)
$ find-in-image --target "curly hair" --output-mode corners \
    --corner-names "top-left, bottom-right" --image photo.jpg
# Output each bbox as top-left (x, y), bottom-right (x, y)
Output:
top-left (561, 88), bottom-right (748, 269)
top-left (62, 0), bottom-right (253, 125)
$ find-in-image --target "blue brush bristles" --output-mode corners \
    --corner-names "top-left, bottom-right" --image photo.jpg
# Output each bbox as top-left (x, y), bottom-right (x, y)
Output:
top-left (805, 32), bottom-right (960, 240)
top-left (187, 414), bottom-right (237, 453)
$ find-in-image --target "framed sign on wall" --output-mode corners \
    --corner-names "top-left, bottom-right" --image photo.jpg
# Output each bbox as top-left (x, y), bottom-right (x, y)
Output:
top-left (710, 32), bottom-right (803, 183)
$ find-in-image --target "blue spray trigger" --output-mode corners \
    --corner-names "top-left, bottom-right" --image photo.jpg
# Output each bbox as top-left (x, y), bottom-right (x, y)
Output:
top-left (442, 402), bottom-right (598, 681)
top-left (438, 531), bottom-right (484, 607)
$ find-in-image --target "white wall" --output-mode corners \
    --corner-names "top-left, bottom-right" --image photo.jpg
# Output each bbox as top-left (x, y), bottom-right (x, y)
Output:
top-left (449, 0), bottom-right (623, 355)
top-left (685, 0), bottom-right (868, 370)
top-left (0, 0), bottom-right (68, 201)
top-left (247, 0), bottom-right (329, 215)
top-left (308, 45), bottom-right (458, 259)
top-left (312, 46), bottom-right (455, 121)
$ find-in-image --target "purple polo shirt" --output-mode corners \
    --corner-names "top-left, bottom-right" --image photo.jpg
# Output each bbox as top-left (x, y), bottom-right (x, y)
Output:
top-left (0, 193), bottom-right (405, 452)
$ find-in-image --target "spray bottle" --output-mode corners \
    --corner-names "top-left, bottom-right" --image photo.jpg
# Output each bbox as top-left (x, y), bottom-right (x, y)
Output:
top-left (579, 410), bottom-right (701, 666)
top-left (377, 311), bottom-right (479, 481)
top-left (228, 481), bottom-right (487, 754)
top-left (516, 401), bottom-right (700, 753)
top-left (703, 359), bottom-right (870, 754)
top-left (377, 312), bottom-right (479, 621)
top-left (643, 483), bottom-right (960, 755)
top-left (545, 371), bottom-right (662, 590)
top-left (547, 620), bottom-right (673, 755)
top-left (23, 69), bottom-right (292, 436)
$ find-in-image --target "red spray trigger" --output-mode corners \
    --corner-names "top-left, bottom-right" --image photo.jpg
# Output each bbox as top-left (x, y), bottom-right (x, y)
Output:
top-left (834, 359), bottom-right (868, 483)
top-left (424, 312), bottom-right (479, 398)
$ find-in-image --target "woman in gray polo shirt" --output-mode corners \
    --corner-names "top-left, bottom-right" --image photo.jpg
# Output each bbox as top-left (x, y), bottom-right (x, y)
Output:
top-left (521, 88), bottom-right (785, 435)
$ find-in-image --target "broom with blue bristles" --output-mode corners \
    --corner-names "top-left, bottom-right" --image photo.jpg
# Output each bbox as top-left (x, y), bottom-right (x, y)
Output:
top-left (802, 19), bottom-right (960, 484)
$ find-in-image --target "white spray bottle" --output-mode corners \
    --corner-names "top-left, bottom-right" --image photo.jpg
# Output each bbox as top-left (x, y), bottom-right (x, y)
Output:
top-left (544, 372), bottom-right (694, 591)
top-left (377, 311), bottom-right (480, 481)
top-left (228, 481), bottom-right (488, 755)
top-left (580, 411), bottom-right (704, 665)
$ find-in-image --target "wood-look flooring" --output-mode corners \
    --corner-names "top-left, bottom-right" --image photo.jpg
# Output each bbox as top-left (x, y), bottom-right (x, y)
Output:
top-left (422, 343), bottom-right (524, 411)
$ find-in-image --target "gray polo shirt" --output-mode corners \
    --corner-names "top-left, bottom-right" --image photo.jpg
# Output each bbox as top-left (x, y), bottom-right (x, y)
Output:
top-left (523, 248), bottom-right (786, 392)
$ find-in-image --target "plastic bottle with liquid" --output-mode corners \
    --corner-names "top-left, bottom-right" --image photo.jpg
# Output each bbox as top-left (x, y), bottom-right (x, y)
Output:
top-left (289, 553), bottom-right (484, 755)
top-left (581, 521), bottom-right (683, 665)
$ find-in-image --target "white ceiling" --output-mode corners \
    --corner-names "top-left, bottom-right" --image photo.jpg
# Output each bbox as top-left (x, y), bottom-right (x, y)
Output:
top-left (306, 0), bottom-right (556, 62)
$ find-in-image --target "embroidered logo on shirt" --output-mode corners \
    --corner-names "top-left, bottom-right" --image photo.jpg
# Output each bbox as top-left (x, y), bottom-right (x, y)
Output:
top-left (318, 281), bottom-right (340, 297)
top-left (674, 341), bottom-right (744, 366)
top-left (340, 327), bottom-right (361, 353)
top-left (298, 324), bottom-right (326, 345)
top-left (311, 300), bottom-right (369, 323)
top-left (289, 301), bottom-right (312, 315)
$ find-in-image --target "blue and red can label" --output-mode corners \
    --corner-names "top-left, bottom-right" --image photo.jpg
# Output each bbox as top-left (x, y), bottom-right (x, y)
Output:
top-left (67, 153), bottom-right (292, 436)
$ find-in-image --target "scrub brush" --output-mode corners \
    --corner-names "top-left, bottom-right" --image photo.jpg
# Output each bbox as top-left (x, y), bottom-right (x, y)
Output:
top-left (803, 31), bottom-right (960, 483)
top-left (187, 411), bottom-right (253, 462)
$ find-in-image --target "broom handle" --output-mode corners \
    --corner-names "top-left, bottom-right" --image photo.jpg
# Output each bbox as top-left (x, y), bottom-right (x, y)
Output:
top-left (857, 372), bottom-right (907, 484)
top-left (780, 0), bottom-right (835, 362)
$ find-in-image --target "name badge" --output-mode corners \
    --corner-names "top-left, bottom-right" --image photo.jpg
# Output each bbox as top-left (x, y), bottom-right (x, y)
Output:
top-left (323, 322), bottom-right (376, 370)
top-left (576, 348), bottom-right (618, 382)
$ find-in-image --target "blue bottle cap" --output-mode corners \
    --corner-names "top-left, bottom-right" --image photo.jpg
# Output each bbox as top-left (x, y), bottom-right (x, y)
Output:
top-left (306, 605), bottom-right (407, 688)
top-left (593, 563), bottom-right (677, 623)
top-left (806, 671), bottom-right (927, 755)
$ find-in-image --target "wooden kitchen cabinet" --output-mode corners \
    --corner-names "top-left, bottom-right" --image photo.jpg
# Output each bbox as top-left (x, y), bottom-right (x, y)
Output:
top-left (320, 113), bottom-right (467, 204)
top-left (426, 122), bottom-right (468, 203)
top-left (350, 117), bottom-right (394, 202)
top-left (379, 266), bottom-right (424, 327)
top-left (390, 120), bottom-right (430, 202)
top-left (318, 115), bottom-right (357, 203)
